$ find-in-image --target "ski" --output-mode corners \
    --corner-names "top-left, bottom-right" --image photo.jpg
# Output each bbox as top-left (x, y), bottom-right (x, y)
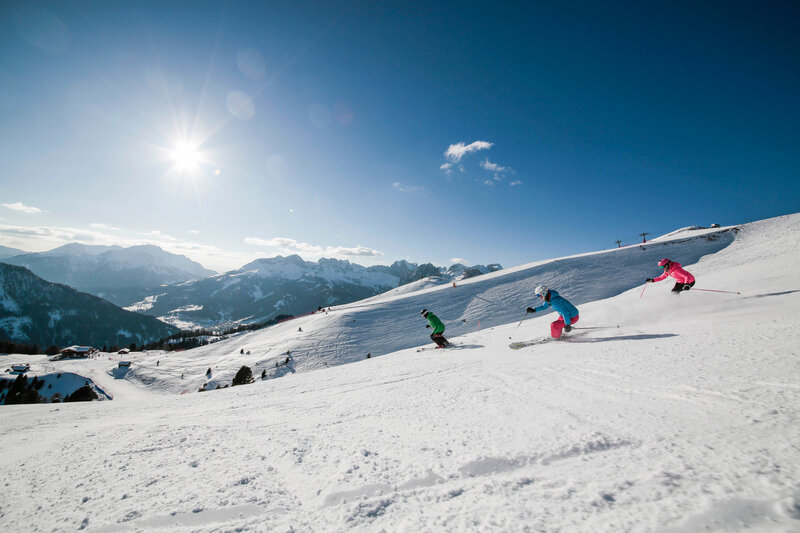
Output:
top-left (509, 338), bottom-right (551, 349)
top-left (417, 343), bottom-right (455, 352)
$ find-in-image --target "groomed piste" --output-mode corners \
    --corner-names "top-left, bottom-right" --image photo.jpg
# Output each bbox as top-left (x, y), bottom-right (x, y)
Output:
top-left (1, 213), bottom-right (799, 532)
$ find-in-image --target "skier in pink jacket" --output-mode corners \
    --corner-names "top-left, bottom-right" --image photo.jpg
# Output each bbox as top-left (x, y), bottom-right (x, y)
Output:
top-left (646, 258), bottom-right (695, 293)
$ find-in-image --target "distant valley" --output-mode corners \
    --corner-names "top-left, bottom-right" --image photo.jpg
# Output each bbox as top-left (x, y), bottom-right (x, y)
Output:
top-left (0, 263), bottom-right (179, 348)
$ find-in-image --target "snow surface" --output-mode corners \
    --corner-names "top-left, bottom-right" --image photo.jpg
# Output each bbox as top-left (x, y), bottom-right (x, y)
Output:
top-left (1, 214), bottom-right (799, 532)
top-left (123, 294), bottom-right (162, 313)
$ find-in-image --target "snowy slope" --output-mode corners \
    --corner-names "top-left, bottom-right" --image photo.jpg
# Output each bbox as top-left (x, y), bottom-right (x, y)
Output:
top-left (0, 214), bottom-right (799, 532)
top-left (97, 223), bottom-right (740, 394)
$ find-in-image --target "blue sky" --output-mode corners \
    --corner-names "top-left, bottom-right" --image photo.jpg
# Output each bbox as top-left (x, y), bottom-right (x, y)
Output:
top-left (1, 1), bottom-right (798, 272)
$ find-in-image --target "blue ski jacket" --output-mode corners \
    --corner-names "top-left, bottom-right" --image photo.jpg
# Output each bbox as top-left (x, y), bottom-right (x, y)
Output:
top-left (533, 289), bottom-right (578, 322)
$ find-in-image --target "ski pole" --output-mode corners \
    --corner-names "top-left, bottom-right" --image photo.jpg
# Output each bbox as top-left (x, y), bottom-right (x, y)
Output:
top-left (640, 283), bottom-right (648, 299)
top-left (692, 288), bottom-right (741, 295)
top-left (517, 311), bottom-right (530, 328)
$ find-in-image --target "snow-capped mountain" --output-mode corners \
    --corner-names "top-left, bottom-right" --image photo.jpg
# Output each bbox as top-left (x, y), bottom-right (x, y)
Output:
top-left (0, 263), bottom-right (179, 348)
top-left (125, 255), bottom-right (419, 329)
top-left (2, 243), bottom-right (216, 304)
top-left (444, 262), bottom-right (503, 280)
top-left (127, 256), bottom-right (505, 330)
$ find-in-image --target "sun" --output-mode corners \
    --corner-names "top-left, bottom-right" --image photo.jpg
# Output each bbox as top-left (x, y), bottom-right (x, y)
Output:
top-left (171, 142), bottom-right (201, 171)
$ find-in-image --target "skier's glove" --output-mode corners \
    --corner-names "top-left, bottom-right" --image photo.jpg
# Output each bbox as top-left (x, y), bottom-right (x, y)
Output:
top-left (645, 278), bottom-right (654, 283)
top-left (426, 324), bottom-right (431, 328)
top-left (526, 307), bottom-right (535, 313)
top-left (564, 325), bottom-right (572, 333)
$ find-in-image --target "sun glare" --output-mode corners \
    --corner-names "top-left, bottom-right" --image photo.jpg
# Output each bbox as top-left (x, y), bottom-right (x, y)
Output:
top-left (171, 142), bottom-right (201, 170)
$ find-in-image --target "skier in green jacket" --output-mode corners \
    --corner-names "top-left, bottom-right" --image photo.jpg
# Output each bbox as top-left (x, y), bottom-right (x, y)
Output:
top-left (421, 309), bottom-right (451, 348)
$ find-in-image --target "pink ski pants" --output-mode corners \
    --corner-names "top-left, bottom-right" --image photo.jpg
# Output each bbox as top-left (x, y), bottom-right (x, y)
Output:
top-left (551, 314), bottom-right (579, 339)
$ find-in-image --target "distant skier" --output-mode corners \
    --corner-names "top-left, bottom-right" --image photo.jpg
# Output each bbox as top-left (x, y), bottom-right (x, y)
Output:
top-left (526, 285), bottom-right (579, 339)
top-left (646, 258), bottom-right (695, 293)
top-left (421, 309), bottom-right (450, 348)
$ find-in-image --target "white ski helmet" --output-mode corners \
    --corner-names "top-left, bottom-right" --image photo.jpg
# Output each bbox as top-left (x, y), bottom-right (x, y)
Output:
top-left (534, 284), bottom-right (548, 298)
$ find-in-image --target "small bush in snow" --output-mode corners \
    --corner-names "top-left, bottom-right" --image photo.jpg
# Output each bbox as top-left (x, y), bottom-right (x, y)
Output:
top-left (232, 366), bottom-right (254, 386)
top-left (64, 386), bottom-right (98, 403)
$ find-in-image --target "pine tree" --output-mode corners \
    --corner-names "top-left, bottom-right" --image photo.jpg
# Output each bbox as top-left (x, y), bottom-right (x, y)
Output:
top-left (232, 366), bottom-right (254, 386)
top-left (4, 374), bottom-right (28, 405)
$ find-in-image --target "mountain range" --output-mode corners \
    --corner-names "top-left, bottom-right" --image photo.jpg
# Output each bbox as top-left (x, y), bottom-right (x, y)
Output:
top-left (0, 242), bottom-right (503, 342)
top-left (0, 263), bottom-right (179, 348)
top-left (126, 255), bottom-right (503, 329)
top-left (0, 246), bottom-right (26, 260)
top-left (2, 243), bottom-right (216, 305)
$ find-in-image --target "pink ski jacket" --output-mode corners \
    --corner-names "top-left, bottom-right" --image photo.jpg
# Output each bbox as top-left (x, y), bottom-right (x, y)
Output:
top-left (653, 261), bottom-right (695, 284)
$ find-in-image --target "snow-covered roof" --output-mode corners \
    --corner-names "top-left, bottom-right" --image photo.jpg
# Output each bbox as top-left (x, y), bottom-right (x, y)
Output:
top-left (60, 345), bottom-right (95, 354)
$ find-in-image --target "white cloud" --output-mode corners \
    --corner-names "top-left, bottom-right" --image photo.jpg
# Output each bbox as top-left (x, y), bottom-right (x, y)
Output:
top-left (90, 223), bottom-right (121, 231)
top-left (244, 236), bottom-right (384, 259)
top-left (2, 202), bottom-right (43, 214)
top-left (393, 182), bottom-right (423, 193)
top-left (0, 223), bottom-right (388, 275)
top-left (0, 224), bottom-right (90, 241)
top-left (450, 257), bottom-right (469, 265)
top-left (510, 180), bottom-right (522, 186)
top-left (143, 230), bottom-right (177, 241)
top-left (0, 223), bottom-right (250, 273)
top-left (244, 237), bottom-right (301, 248)
top-left (329, 246), bottom-right (384, 257)
top-left (480, 158), bottom-right (507, 173)
top-left (441, 142), bottom-right (515, 186)
top-left (189, 230), bottom-right (200, 235)
top-left (443, 141), bottom-right (493, 163)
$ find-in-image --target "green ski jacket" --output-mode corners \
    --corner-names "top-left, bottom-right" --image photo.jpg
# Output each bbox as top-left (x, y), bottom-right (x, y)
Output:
top-left (425, 312), bottom-right (445, 334)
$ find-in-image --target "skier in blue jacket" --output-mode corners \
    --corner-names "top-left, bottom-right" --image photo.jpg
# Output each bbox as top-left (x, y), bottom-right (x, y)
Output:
top-left (526, 285), bottom-right (579, 339)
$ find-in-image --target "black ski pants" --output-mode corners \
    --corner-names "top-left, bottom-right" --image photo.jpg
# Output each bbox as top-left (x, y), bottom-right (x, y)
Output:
top-left (430, 332), bottom-right (449, 347)
top-left (671, 281), bottom-right (695, 293)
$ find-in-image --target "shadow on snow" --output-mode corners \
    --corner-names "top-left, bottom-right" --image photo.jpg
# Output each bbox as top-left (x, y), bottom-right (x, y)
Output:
top-left (564, 333), bottom-right (679, 343)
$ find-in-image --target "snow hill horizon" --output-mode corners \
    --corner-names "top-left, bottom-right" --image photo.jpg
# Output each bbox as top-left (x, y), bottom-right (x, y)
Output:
top-left (1, 212), bottom-right (799, 532)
